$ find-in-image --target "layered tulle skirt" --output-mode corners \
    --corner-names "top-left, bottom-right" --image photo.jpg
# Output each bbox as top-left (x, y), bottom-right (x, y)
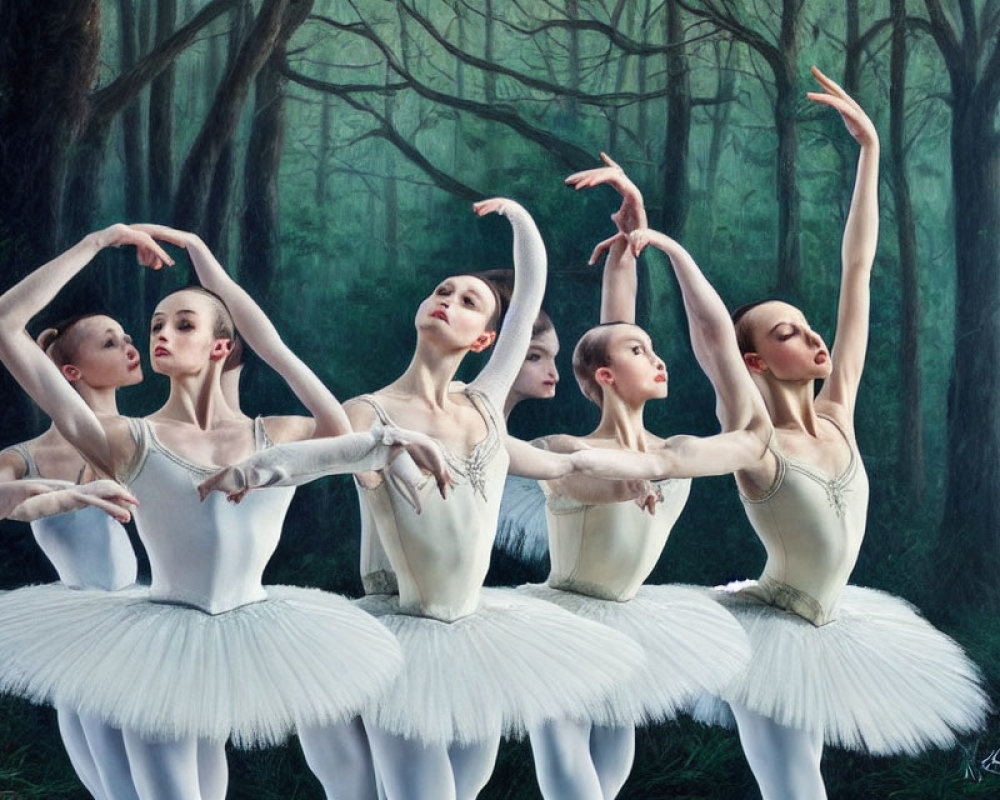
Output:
top-left (0, 584), bottom-right (403, 747)
top-left (517, 582), bottom-right (751, 726)
top-left (355, 587), bottom-right (646, 745)
top-left (693, 582), bottom-right (989, 755)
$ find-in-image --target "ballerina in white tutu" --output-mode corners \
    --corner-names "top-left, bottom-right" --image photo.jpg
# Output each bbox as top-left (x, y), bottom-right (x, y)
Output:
top-left (624, 67), bottom-right (987, 800)
top-left (0, 301), bottom-right (149, 800)
top-left (0, 224), bottom-right (448, 800)
top-left (490, 156), bottom-right (756, 800)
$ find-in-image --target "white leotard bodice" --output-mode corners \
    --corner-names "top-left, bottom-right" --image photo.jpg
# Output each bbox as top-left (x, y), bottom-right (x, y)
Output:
top-left (544, 477), bottom-right (691, 601)
top-left (8, 443), bottom-right (137, 591)
top-left (354, 390), bottom-right (509, 622)
top-left (739, 417), bottom-right (869, 625)
top-left (119, 418), bottom-right (295, 614)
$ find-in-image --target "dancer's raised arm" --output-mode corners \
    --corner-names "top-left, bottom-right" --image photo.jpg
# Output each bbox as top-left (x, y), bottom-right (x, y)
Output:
top-left (566, 153), bottom-right (647, 324)
top-left (0, 227), bottom-right (172, 475)
top-left (469, 199), bottom-right (547, 409)
top-left (133, 225), bottom-right (350, 440)
top-left (629, 228), bottom-right (770, 440)
top-left (808, 66), bottom-right (880, 417)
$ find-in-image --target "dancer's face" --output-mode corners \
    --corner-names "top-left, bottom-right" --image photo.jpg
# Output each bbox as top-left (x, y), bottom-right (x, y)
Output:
top-left (416, 276), bottom-right (497, 352)
top-left (149, 291), bottom-right (231, 377)
top-left (511, 328), bottom-right (560, 400)
top-left (740, 301), bottom-right (831, 381)
top-left (599, 325), bottom-right (667, 404)
top-left (61, 315), bottom-right (142, 389)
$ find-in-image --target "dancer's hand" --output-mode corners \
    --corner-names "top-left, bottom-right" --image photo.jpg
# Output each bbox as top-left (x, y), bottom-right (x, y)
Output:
top-left (474, 197), bottom-right (525, 218)
top-left (565, 153), bottom-right (648, 233)
top-left (626, 227), bottom-right (678, 260)
top-left (807, 66), bottom-right (878, 149)
top-left (93, 224), bottom-right (174, 270)
top-left (625, 479), bottom-right (663, 515)
top-left (129, 223), bottom-right (198, 252)
top-left (197, 467), bottom-right (250, 504)
top-left (383, 428), bottom-right (455, 503)
top-left (70, 480), bottom-right (139, 523)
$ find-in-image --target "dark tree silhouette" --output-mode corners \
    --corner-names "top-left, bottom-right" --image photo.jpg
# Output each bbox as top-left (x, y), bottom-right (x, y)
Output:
top-left (917, 0), bottom-right (1000, 609)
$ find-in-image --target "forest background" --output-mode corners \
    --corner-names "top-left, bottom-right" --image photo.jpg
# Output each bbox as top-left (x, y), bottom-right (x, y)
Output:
top-left (0, 0), bottom-right (998, 797)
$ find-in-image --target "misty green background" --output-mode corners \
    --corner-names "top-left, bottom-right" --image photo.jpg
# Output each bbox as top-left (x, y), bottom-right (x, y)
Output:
top-left (0, 0), bottom-right (998, 797)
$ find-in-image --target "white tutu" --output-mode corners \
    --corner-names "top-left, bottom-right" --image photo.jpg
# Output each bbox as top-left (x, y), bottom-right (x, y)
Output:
top-left (518, 583), bottom-right (750, 726)
top-left (0, 584), bottom-right (403, 747)
top-left (693, 582), bottom-right (989, 755)
top-left (494, 475), bottom-right (549, 562)
top-left (354, 588), bottom-right (646, 745)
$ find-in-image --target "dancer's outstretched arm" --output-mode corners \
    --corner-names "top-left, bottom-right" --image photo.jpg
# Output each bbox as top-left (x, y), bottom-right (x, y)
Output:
top-left (0, 479), bottom-right (137, 523)
top-left (0, 227), bottom-right (172, 475)
top-left (808, 66), bottom-right (880, 417)
top-left (133, 225), bottom-right (350, 440)
top-left (469, 199), bottom-right (547, 411)
top-left (197, 424), bottom-right (452, 506)
top-left (506, 428), bottom-right (765, 483)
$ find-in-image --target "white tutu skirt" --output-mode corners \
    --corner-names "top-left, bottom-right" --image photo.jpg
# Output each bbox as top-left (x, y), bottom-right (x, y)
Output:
top-left (354, 588), bottom-right (646, 746)
top-left (517, 583), bottom-right (751, 726)
top-left (0, 584), bottom-right (403, 747)
top-left (693, 582), bottom-right (989, 755)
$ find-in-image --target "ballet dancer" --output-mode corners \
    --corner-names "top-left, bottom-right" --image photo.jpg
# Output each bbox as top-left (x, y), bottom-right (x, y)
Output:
top-left (502, 157), bottom-right (753, 800)
top-left (0, 309), bottom-right (148, 800)
top-left (0, 223), bottom-right (447, 800)
top-left (625, 67), bottom-right (988, 800)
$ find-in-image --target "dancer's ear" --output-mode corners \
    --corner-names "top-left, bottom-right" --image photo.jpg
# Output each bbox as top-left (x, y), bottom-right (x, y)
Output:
top-left (469, 331), bottom-right (497, 353)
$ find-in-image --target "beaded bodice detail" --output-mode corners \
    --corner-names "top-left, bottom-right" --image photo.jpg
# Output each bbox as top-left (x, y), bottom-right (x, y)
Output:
top-left (739, 418), bottom-right (869, 626)
top-left (354, 390), bottom-right (508, 622)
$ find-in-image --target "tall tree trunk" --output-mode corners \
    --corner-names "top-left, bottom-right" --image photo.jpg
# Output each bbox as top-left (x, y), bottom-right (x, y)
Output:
top-left (636, 0), bottom-right (651, 152)
top-left (119, 0), bottom-right (145, 222)
top-left (0, 0), bottom-right (101, 266)
top-left (238, 0), bottom-right (313, 297)
top-left (843, 0), bottom-right (860, 95)
top-left (174, 0), bottom-right (290, 233)
top-left (483, 0), bottom-right (496, 104)
top-left (148, 0), bottom-right (177, 223)
top-left (382, 66), bottom-right (401, 275)
top-left (704, 42), bottom-right (735, 202)
top-left (889, 0), bottom-right (924, 502)
top-left (774, 1), bottom-right (801, 294)
top-left (204, 1), bottom-right (252, 259)
top-left (660, 0), bottom-right (690, 237)
top-left (566, 0), bottom-right (581, 119)
top-left (315, 65), bottom-right (333, 208)
top-left (0, 0), bottom-right (99, 443)
top-left (940, 94), bottom-right (1000, 607)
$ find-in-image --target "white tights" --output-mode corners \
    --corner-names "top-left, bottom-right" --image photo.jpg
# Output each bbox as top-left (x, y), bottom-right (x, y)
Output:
top-left (121, 731), bottom-right (227, 800)
top-left (730, 703), bottom-right (827, 800)
top-left (528, 719), bottom-right (635, 800)
top-left (365, 721), bottom-right (500, 800)
top-left (298, 717), bottom-right (379, 800)
top-left (58, 708), bottom-right (140, 800)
